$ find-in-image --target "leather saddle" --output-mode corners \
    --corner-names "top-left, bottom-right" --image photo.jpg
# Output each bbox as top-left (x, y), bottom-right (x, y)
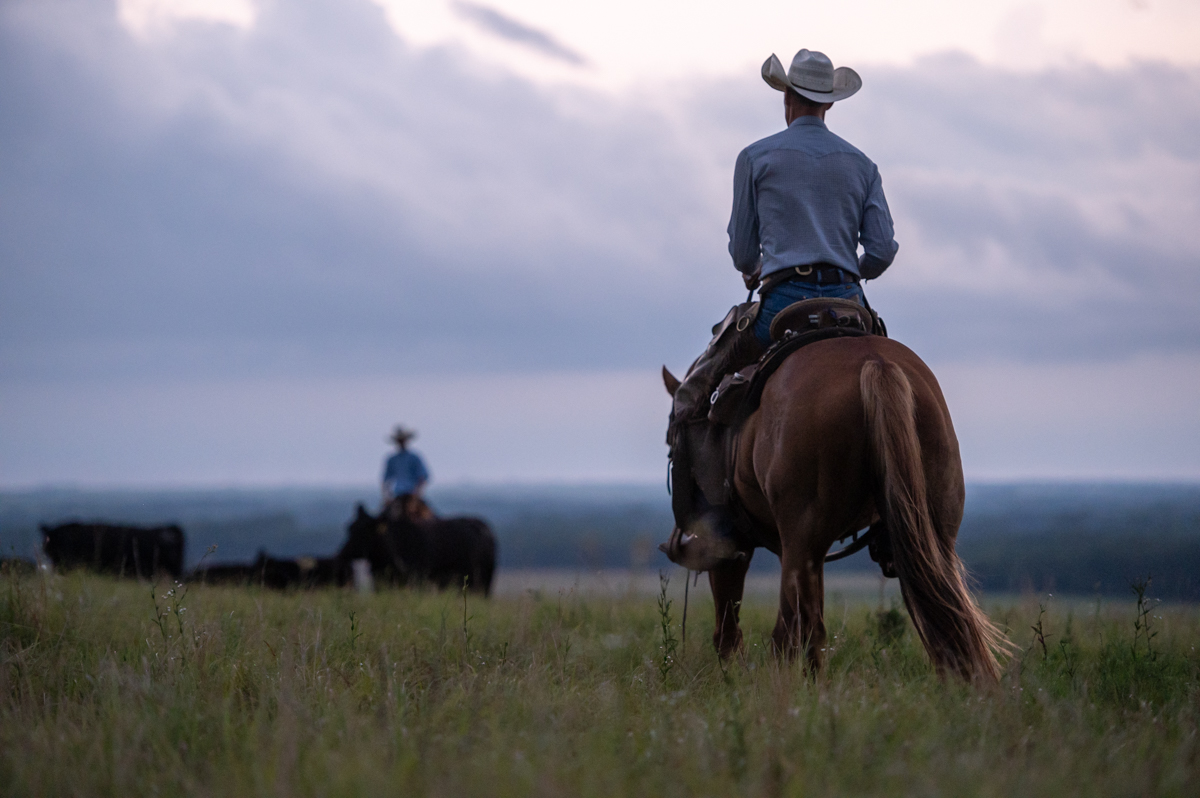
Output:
top-left (680, 296), bottom-right (894, 572)
top-left (708, 297), bottom-right (878, 427)
top-left (769, 296), bottom-right (876, 340)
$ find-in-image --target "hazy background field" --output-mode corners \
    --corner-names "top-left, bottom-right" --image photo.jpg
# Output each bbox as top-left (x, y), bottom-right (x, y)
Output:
top-left (5, 482), bottom-right (1199, 600)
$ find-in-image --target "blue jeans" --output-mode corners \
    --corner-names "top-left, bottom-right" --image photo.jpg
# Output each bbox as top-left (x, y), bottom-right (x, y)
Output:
top-left (753, 279), bottom-right (867, 345)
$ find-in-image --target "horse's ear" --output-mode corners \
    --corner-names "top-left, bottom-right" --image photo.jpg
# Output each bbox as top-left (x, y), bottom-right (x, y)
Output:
top-left (662, 366), bottom-right (681, 397)
top-left (356, 504), bottom-right (368, 519)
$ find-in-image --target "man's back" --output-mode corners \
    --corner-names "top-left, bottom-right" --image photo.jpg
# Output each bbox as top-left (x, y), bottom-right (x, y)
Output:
top-left (383, 449), bottom-right (428, 496)
top-left (728, 116), bottom-right (897, 281)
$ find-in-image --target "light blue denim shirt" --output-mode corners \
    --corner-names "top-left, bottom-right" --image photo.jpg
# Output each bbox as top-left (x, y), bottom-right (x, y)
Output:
top-left (382, 450), bottom-right (429, 496)
top-left (727, 116), bottom-right (898, 280)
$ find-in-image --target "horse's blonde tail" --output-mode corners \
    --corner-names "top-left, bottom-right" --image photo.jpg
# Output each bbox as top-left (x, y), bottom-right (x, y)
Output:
top-left (860, 359), bottom-right (1008, 682)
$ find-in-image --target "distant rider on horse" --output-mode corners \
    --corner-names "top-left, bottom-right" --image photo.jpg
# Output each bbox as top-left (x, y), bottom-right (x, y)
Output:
top-left (667, 48), bottom-right (899, 564)
top-left (382, 425), bottom-right (431, 520)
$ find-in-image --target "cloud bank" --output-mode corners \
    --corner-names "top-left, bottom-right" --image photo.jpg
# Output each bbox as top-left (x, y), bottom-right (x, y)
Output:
top-left (1, 0), bottom-right (1197, 483)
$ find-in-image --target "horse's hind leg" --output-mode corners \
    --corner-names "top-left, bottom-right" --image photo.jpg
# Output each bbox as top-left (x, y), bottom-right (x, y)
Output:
top-left (772, 545), bottom-right (825, 672)
top-left (709, 553), bottom-right (752, 658)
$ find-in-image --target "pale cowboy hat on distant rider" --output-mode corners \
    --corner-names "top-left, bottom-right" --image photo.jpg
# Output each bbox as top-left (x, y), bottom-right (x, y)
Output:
top-left (389, 426), bottom-right (417, 446)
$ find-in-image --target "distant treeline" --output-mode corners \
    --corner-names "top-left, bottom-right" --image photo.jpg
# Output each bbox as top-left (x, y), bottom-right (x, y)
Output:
top-left (958, 529), bottom-right (1200, 600)
top-left (955, 483), bottom-right (1200, 600)
top-left (3, 483), bottom-right (1199, 599)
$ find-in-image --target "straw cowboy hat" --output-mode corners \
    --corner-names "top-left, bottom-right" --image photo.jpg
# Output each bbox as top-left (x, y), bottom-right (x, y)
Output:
top-left (389, 426), bottom-right (417, 446)
top-left (762, 49), bottom-right (861, 104)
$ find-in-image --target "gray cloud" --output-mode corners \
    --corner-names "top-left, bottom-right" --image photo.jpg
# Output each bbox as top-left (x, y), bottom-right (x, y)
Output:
top-left (1, 0), bottom-right (1198, 393)
top-left (451, 1), bottom-right (586, 66)
top-left (0, 0), bottom-right (717, 383)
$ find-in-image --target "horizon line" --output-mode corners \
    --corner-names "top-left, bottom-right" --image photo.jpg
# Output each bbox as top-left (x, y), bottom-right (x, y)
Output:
top-left (4, 477), bottom-right (1200, 494)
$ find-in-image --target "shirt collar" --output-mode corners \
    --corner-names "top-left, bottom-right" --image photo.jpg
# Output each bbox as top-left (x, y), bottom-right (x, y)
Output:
top-left (788, 115), bottom-right (827, 129)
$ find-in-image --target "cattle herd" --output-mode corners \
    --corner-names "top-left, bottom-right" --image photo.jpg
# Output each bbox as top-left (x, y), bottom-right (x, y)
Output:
top-left (16, 503), bottom-right (497, 596)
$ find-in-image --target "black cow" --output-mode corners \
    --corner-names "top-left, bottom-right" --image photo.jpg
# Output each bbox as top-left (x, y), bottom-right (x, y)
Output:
top-left (191, 550), bottom-right (343, 589)
top-left (41, 522), bottom-right (185, 579)
top-left (341, 504), bottom-right (496, 595)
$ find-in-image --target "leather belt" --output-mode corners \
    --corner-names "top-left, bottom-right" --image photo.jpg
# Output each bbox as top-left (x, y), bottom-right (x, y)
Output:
top-left (760, 264), bottom-right (858, 294)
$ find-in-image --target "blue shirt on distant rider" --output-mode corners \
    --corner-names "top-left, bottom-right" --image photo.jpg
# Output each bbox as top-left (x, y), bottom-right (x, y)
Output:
top-left (728, 116), bottom-right (898, 280)
top-left (382, 450), bottom-right (429, 497)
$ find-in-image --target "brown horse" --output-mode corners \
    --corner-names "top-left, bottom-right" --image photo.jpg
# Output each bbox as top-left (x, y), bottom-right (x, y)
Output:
top-left (663, 335), bottom-right (1009, 682)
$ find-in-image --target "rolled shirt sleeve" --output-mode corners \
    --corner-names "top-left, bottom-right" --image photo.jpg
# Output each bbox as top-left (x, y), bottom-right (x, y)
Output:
top-left (727, 148), bottom-right (762, 275)
top-left (857, 166), bottom-right (899, 280)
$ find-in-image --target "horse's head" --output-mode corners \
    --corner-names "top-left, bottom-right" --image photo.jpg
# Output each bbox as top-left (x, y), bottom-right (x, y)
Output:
top-left (341, 503), bottom-right (415, 583)
top-left (660, 367), bottom-right (741, 571)
top-left (39, 524), bottom-right (57, 561)
top-left (340, 504), bottom-right (382, 560)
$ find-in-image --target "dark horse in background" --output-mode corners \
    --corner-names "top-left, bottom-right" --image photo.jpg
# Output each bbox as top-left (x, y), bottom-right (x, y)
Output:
top-left (663, 334), bottom-right (1009, 682)
top-left (342, 504), bottom-right (496, 596)
top-left (193, 503), bottom-right (496, 595)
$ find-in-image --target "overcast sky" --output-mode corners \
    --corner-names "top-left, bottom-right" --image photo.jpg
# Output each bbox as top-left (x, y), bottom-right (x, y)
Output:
top-left (2, 0), bottom-right (1198, 486)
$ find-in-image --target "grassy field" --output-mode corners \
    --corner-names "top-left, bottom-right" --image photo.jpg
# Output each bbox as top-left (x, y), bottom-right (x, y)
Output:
top-left (2, 568), bottom-right (1198, 797)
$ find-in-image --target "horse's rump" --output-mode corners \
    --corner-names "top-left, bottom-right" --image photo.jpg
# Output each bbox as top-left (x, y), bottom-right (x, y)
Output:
top-left (727, 335), bottom-right (1009, 679)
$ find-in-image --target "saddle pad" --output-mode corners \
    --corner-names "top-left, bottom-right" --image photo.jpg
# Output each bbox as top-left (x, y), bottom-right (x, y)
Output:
top-left (768, 297), bottom-right (874, 341)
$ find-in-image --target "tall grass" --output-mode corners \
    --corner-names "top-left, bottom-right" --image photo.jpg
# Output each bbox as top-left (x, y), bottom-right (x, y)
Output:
top-left (2, 567), bottom-right (1198, 796)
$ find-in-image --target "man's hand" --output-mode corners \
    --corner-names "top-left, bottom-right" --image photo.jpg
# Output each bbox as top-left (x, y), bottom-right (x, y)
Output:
top-left (742, 270), bottom-right (761, 291)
